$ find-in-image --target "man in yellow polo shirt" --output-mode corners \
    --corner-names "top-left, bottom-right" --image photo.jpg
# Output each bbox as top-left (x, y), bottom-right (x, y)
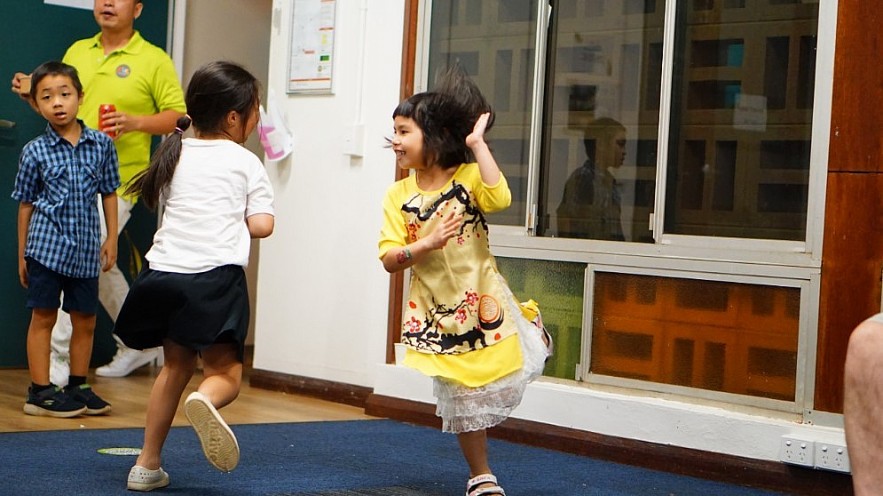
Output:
top-left (12, 0), bottom-right (185, 384)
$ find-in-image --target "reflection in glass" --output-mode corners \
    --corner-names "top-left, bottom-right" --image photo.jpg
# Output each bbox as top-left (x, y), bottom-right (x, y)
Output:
top-left (537, 1), bottom-right (664, 242)
top-left (664, 2), bottom-right (819, 240)
top-left (590, 272), bottom-right (799, 401)
top-left (426, 0), bottom-right (538, 226)
top-left (496, 257), bottom-right (586, 380)
top-left (556, 118), bottom-right (627, 240)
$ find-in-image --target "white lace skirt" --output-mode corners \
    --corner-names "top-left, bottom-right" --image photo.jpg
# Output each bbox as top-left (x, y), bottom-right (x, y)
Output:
top-left (433, 280), bottom-right (550, 434)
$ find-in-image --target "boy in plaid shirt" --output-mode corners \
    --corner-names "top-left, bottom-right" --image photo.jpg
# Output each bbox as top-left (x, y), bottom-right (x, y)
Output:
top-left (12, 61), bottom-right (119, 417)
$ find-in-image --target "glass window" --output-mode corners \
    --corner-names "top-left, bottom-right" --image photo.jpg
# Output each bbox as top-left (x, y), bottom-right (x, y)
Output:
top-left (425, 0), bottom-right (819, 242)
top-left (664, 1), bottom-right (818, 240)
top-left (427, 0), bottom-right (539, 226)
top-left (423, 1), bottom-right (823, 406)
top-left (496, 257), bottom-right (585, 380)
top-left (538, 0), bottom-right (664, 241)
top-left (590, 272), bottom-right (800, 401)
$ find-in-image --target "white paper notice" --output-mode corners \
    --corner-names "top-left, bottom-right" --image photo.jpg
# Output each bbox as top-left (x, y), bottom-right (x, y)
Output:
top-left (44, 0), bottom-right (92, 10)
top-left (288, 0), bottom-right (336, 93)
top-left (734, 94), bottom-right (768, 132)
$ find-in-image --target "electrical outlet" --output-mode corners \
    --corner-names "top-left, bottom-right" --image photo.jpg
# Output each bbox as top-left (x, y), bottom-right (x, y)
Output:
top-left (780, 436), bottom-right (814, 466)
top-left (815, 443), bottom-right (851, 473)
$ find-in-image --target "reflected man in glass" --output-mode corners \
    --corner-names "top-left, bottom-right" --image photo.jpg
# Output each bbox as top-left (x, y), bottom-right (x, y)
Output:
top-left (556, 117), bottom-right (626, 240)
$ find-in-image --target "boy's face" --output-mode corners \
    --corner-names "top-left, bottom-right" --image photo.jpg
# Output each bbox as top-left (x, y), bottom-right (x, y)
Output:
top-left (392, 116), bottom-right (426, 171)
top-left (93, 0), bottom-right (142, 32)
top-left (34, 75), bottom-right (83, 130)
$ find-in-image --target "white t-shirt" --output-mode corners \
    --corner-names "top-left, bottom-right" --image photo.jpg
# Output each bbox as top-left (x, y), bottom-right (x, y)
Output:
top-left (146, 138), bottom-right (275, 273)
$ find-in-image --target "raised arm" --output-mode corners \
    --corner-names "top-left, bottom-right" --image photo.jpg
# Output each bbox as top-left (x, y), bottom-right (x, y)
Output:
top-left (465, 112), bottom-right (501, 186)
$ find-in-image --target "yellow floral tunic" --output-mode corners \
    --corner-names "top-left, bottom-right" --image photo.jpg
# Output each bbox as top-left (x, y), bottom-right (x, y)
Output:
top-left (379, 163), bottom-right (523, 387)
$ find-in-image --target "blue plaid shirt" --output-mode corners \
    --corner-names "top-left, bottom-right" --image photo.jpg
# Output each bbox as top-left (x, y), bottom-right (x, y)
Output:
top-left (11, 121), bottom-right (120, 278)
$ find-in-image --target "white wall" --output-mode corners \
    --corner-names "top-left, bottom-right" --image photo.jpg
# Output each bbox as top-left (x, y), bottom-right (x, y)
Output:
top-left (253, 0), bottom-right (402, 386)
top-left (178, 0), bottom-right (273, 346)
top-left (251, 0), bottom-right (848, 469)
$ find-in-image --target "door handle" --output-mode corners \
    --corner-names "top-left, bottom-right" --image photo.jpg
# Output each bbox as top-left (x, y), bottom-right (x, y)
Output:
top-left (0, 119), bottom-right (15, 128)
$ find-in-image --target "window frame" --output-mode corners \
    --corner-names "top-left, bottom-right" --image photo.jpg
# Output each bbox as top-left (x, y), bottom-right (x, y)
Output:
top-left (415, 0), bottom-right (839, 414)
top-left (581, 263), bottom-right (819, 414)
top-left (416, 0), bottom-right (837, 267)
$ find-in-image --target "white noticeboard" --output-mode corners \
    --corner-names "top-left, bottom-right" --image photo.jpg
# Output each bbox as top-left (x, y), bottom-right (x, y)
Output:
top-left (287, 0), bottom-right (336, 94)
top-left (43, 0), bottom-right (92, 9)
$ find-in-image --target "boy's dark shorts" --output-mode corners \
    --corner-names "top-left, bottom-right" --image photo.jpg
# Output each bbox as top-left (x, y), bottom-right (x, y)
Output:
top-left (25, 257), bottom-right (99, 315)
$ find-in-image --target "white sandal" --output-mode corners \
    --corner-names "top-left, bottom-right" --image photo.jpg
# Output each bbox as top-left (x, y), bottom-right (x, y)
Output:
top-left (466, 473), bottom-right (506, 496)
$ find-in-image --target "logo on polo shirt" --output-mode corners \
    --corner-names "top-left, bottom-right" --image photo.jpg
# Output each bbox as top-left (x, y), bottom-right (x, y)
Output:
top-left (116, 64), bottom-right (131, 78)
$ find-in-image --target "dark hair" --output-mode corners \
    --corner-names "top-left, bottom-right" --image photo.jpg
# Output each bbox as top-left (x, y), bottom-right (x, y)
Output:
top-left (125, 61), bottom-right (261, 209)
top-left (30, 61), bottom-right (83, 100)
top-left (392, 65), bottom-right (493, 169)
top-left (582, 117), bottom-right (626, 156)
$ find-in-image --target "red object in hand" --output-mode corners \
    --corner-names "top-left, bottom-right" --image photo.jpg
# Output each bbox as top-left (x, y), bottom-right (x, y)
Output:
top-left (99, 104), bottom-right (117, 137)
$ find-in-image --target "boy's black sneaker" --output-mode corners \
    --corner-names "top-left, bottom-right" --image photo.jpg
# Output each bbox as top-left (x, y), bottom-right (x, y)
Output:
top-left (24, 386), bottom-right (86, 418)
top-left (64, 384), bottom-right (112, 415)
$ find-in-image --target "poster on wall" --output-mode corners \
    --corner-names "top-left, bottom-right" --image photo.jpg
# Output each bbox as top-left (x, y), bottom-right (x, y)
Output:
top-left (43, 0), bottom-right (91, 9)
top-left (287, 0), bottom-right (336, 94)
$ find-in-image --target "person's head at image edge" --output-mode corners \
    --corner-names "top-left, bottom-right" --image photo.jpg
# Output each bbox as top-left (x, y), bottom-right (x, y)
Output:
top-left (93, 0), bottom-right (143, 35)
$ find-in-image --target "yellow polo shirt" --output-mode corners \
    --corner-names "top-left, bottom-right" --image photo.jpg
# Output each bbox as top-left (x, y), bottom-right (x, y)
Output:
top-left (63, 31), bottom-right (186, 196)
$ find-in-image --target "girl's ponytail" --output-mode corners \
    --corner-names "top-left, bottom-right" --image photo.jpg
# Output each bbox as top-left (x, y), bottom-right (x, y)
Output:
top-left (124, 115), bottom-right (192, 210)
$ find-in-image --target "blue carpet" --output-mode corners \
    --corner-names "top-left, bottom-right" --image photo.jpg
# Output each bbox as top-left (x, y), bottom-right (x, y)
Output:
top-left (2, 419), bottom-right (786, 495)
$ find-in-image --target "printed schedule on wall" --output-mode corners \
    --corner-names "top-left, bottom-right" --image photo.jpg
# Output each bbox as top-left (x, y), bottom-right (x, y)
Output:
top-left (287, 0), bottom-right (336, 94)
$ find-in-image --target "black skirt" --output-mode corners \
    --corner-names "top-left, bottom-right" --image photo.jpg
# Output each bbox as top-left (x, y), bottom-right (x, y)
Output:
top-left (114, 265), bottom-right (250, 362)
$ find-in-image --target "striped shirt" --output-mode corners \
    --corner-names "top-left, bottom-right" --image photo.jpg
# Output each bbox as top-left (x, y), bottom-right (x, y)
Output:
top-left (11, 121), bottom-right (120, 278)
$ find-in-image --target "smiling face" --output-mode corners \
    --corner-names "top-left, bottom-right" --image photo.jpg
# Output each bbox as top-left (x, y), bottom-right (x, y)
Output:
top-left (34, 74), bottom-right (83, 132)
top-left (391, 116), bottom-right (425, 171)
top-left (93, 0), bottom-right (142, 32)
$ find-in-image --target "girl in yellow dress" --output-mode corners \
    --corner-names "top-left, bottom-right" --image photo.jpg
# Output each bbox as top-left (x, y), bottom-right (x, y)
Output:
top-left (378, 66), bottom-right (552, 496)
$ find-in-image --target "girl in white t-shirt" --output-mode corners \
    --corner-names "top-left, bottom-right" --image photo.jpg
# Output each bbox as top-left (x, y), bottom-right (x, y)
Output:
top-left (113, 61), bottom-right (275, 492)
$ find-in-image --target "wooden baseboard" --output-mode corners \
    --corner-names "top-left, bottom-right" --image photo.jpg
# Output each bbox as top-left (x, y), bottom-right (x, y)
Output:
top-left (248, 368), bottom-right (372, 408)
top-left (248, 370), bottom-right (853, 495)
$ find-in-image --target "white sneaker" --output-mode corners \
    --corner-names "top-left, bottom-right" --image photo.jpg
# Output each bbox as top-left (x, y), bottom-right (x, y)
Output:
top-left (95, 347), bottom-right (160, 378)
top-left (127, 465), bottom-right (170, 492)
top-left (49, 351), bottom-right (70, 387)
top-left (184, 391), bottom-right (240, 472)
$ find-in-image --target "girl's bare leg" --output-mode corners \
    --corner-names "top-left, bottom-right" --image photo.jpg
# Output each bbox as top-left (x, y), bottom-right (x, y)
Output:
top-left (458, 429), bottom-right (491, 476)
top-left (459, 429), bottom-right (502, 492)
top-left (198, 342), bottom-right (242, 408)
top-left (135, 340), bottom-right (197, 470)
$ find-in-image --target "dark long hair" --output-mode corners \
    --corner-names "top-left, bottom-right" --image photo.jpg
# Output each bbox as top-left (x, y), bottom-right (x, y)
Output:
top-left (125, 61), bottom-right (261, 209)
top-left (392, 65), bottom-right (493, 169)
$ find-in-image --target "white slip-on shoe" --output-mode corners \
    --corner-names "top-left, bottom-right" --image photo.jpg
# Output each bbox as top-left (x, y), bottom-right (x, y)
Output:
top-left (184, 391), bottom-right (240, 472)
top-left (127, 465), bottom-right (170, 492)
